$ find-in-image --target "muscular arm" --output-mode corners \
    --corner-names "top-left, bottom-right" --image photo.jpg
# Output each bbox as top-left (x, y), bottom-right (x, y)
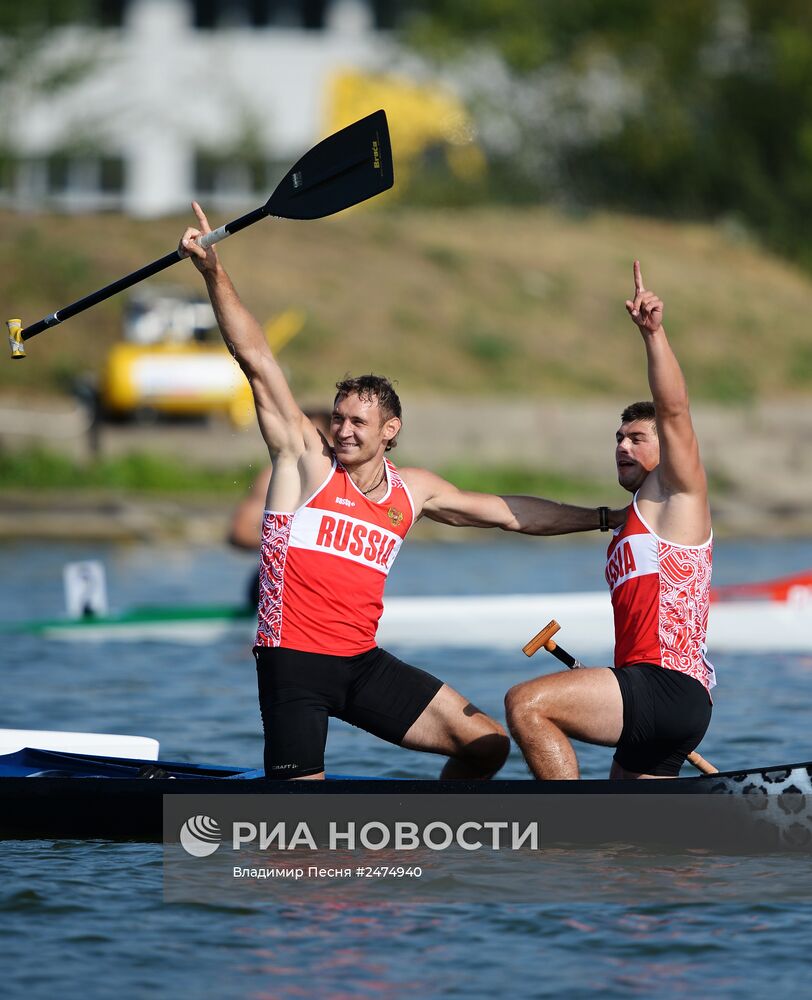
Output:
top-left (403, 468), bottom-right (625, 534)
top-left (642, 328), bottom-right (705, 495)
top-left (180, 203), bottom-right (328, 509)
top-left (180, 206), bottom-right (311, 456)
top-left (626, 261), bottom-right (706, 498)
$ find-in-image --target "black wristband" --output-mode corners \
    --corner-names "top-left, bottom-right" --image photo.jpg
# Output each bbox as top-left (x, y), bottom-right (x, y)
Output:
top-left (598, 506), bottom-right (610, 532)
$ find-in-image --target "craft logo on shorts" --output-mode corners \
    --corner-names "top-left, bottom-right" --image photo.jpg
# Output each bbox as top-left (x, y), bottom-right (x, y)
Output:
top-left (180, 815), bottom-right (222, 857)
top-left (372, 139), bottom-right (381, 169)
top-left (387, 507), bottom-right (403, 528)
top-left (292, 171), bottom-right (303, 190)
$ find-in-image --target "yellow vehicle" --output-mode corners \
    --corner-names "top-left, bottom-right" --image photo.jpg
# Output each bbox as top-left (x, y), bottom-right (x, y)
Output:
top-left (99, 290), bottom-right (303, 427)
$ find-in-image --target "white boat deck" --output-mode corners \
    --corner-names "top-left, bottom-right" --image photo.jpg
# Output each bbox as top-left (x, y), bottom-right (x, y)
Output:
top-left (0, 729), bottom-right (159, 759)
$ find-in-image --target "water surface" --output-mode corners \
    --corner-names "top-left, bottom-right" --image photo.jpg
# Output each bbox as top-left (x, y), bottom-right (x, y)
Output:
top-left (1, 538), bottom-right (811, 999)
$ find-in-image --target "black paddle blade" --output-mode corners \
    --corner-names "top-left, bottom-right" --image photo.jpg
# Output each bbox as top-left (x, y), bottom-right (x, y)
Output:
top-left (266, 109), bottom-right (393, 220)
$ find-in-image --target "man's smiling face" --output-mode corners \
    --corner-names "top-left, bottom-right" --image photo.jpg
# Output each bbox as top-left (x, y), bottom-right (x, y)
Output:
top-left (331, 393), bottom-right (400, 467)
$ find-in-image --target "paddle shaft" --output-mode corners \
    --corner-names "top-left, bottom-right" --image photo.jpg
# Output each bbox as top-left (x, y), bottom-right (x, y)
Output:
top-left (523, 619), bottom-right (718, 775)
top-left (19, 204), bottom-right (267, 343)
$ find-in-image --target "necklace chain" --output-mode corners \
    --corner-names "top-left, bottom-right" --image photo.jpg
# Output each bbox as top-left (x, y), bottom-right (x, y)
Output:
top-left (360, 464), bottom-right (386, 496)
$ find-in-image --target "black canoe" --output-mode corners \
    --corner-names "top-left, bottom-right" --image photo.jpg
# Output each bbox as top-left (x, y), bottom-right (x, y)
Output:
top-left (2, 748), bottom-right (812, 849)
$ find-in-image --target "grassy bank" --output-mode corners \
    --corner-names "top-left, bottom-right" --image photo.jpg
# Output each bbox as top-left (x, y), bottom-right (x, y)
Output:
top-left (0, 449), bottom-right (256, 496)
top-left (2, 206), bottom-right (812, 403)
top-left (0, 448), bottom-right (608, 504)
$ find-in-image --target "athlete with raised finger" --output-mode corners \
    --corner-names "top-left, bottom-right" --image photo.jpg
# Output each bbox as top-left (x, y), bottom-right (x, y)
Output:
top-left (179, 202), bottom-right (625, 781)
top-left (506, 262), bottom-right (714, 780)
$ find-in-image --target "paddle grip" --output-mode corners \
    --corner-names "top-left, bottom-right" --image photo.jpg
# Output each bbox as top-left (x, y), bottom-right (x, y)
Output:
top-left (7, 318), bottom-right (24, 359)
top-left (523, 620), bottom-right (583, 667)
top-left (522, 620), bottom-right (560, 657)
top-left (196, 204), bottom-right (269, 250)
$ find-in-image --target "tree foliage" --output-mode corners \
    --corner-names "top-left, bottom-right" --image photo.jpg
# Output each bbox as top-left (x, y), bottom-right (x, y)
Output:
top-left (0, 1), bottom-right (101, 186)
top-left (404, 0), bottom-right (812, 266)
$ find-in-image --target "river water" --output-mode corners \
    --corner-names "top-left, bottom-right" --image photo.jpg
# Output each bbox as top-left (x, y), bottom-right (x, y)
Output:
top-left (1, 536), bottom-right (812, 999)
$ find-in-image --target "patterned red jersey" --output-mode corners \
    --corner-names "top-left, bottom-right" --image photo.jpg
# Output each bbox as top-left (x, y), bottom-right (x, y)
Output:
top-left (256, 457), bottom-right (414, 656)
top-left (605, 496), bottom-right (715, 690)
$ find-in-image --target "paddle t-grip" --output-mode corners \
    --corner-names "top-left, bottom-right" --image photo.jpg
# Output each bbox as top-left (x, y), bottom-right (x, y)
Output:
top-left (7, 319), bottom-right (24, 359)
top-left (522, 620), bottom-right (560, 657)
top-left (523, 620), bottom-right (584, 668)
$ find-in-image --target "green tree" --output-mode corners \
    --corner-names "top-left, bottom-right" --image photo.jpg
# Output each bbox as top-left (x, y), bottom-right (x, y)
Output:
top-left (0, 1), bottom-right (101, 194)
top-left (404, 0), bottom-right (812, 266)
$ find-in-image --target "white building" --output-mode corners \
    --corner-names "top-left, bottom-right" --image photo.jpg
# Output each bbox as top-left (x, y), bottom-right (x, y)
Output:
top-left (1, 0), bottom-right (401, 217)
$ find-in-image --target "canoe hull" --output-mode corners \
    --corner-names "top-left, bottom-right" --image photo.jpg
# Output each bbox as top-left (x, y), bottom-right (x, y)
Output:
top-left (3, 749), bottom-right (811, 849)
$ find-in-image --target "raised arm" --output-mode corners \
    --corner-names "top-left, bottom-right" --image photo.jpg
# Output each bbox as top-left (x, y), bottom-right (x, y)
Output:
top-left (179, 203), bottom-right (313, 453)
top-left (180, 203), bottom-right (329, 508)
top-left (625, 261), bottom-right (706, 498)
top-left (402, 468), bottom-right (625, 534)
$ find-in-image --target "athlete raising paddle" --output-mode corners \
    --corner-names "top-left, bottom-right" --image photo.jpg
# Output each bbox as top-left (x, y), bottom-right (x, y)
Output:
top-left (506, 262), bottom-right (714, 779)
top-left (180, 202), bottom-right (623, 781)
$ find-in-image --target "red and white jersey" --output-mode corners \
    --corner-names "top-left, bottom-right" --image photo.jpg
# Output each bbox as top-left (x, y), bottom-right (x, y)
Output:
top-left (605, 496), bottom-right (715, 690)
top-left (256, 457), bottom-right (414, 656)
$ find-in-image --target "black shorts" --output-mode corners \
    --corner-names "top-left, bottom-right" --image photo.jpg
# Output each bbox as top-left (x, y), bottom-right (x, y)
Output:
top-left (254, 645), bottom-right (444, 778)
top-left (613, 663), bottom-right (712, 777)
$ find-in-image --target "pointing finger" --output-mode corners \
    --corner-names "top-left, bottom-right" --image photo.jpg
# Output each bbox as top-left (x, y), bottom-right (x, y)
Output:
top-left (191, 200), bottom-right (212, 234)
top-left (633, 260), bottom-right (644, 296)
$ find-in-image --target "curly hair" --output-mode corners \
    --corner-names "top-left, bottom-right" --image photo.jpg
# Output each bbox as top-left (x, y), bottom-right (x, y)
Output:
top-left (333, 374), bottom-right (402, 451)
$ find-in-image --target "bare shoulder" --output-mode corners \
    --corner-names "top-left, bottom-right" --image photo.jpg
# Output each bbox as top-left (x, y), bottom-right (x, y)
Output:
top-left (397, 467), bottom-right (449, 511)
top-left (637, 472), bottom-right (712, 545)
